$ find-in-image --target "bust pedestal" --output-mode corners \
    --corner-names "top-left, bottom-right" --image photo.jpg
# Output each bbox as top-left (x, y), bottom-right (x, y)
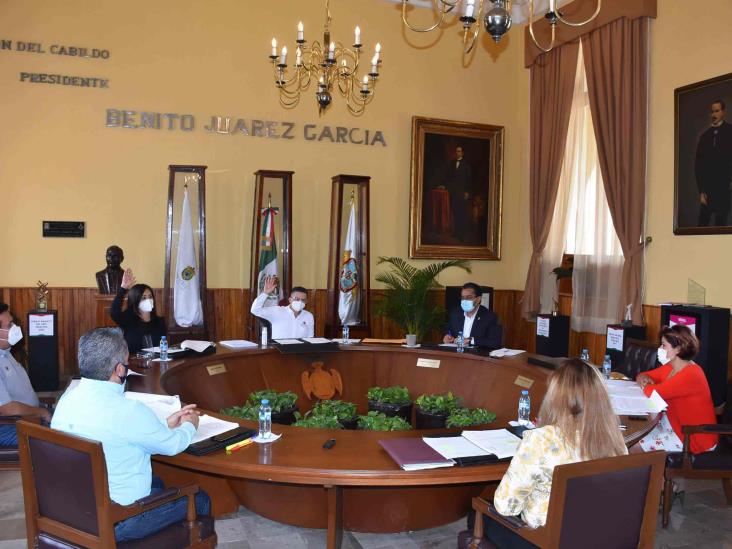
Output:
top-left (95, 293), bottom-right (119, 328)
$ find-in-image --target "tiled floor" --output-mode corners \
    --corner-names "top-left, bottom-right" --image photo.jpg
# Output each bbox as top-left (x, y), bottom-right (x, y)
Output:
top-left (1, 471), bottom-right (731, 548)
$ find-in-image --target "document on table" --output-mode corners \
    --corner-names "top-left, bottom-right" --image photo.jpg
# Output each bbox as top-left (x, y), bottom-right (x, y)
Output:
top-left (332, 338), bottom-right (362, 344)
top-left (302, 337), bottom-right (332, 344)
top-left (422, 436), bottom-right (490, 459)
top-left (489, 348), bottom-right (525, 358)
top-left (191, 415), bottom-right (239, 444)
top-left (461, 429), bottom-right (522, 459)
top-left (274, 339), bottom-right (303, 345)
top-left (219, 340), bottom-right (259, 349)
top-left (124, 391), bottom-right (181, 424)
top-left (606, 380), bottom-right (668, 415)
top-left (142, 346), bottom-right (186, 354)
top-left (181, 340), bottom-right (215, 353)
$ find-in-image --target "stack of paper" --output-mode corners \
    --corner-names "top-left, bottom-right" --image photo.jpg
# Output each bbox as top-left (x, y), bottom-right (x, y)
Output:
top-left (302, 337), bottom-right (332, 344)
top-left (606, 380), bottom-right (668, 415)
top-left (422, 436), bottom-right (490, 459)
top-left (461, 429), bottom-right (522, 459)
top-left (489, 348), bottom-right (526, 358)
top-left (180, 340), bottom-right (215, 352)
top-left (220, 340), bottom-right (258, 349)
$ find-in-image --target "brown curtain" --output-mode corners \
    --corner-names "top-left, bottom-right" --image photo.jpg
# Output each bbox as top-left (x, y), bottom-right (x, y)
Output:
top-left (521, 41), bottom-right (579, 320)
top-left (582, 17), bottom-right (649, 324)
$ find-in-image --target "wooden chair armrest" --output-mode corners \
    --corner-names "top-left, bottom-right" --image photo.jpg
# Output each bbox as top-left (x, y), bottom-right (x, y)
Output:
top-left (471, 497), bottom-right (547, 547)
top-left (111, 483), bottom-right (199, 522)
top-left (682, 424), bottom-right (732, 435)
top-left (0, 414), bottom-right (42, 425)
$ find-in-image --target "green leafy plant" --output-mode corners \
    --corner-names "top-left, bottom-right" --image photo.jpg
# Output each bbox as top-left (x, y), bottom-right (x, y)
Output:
top-left (357, 411), bottom-right (412, 431)
top-left (220, 389), bottom-right (298, 420)
top-left (310, 400), bottom-right (357, 421)
top-left (445, 407), bottom-right (497, 428)
top-left (374, 256), bottom-right (470, 341)
top-left (367, 386), bottom-right (411, 406)
top-left (293, 412), bottom-right (344, 429)
top-left (415, 392), bottom-right (461, 415)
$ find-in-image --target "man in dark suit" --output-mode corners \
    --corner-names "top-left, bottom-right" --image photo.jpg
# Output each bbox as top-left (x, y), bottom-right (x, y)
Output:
top-left (695, 99), bottom-right (732, 226)
top-left (443, 282), bottom-right (502, 348)
top-left (444, 146), bottom-right (472, 238)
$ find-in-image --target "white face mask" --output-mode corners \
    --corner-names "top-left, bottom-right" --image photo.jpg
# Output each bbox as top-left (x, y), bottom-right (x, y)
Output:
top-left (290, 300), bottom-right (305, 312)
top-left (138, 299), bottom-right (154, 313)
top-left (657, 346), bottom-right (671, 365)
top-left (2, 324), bottom-right (23, 346)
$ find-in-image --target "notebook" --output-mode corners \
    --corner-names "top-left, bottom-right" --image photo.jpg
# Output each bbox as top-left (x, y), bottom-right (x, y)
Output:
top-left (379, 438), bottom-right (455, 471)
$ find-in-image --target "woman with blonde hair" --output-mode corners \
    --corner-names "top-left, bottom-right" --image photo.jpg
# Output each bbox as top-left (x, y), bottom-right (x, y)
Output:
top-left (471, 358), bottom-right (627, 548)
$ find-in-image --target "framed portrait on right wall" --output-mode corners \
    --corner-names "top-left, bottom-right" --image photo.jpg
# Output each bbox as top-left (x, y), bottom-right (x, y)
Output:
top-left (675, 72), bottom-right (732, 235)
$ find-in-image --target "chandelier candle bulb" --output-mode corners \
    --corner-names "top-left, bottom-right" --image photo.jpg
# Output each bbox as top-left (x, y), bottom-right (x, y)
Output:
top-left (464, 0), bottom-right (475, 19)
top-left (328, 41), bottom-right (335, 60)
top-left (270, 38), bottom-right (277, 58)
top-left (361, 75), bottom-right (368, 92)
top-left (354, 26), bottom-right (361, 46)
top-left (370, 55), bottom-right (378, 75)
top-left (297, 21), bottom-right (304, 42)
top-left (280, 46), bottom-right (287, 66)
top-left (375, 42), bottom-right (381, 60)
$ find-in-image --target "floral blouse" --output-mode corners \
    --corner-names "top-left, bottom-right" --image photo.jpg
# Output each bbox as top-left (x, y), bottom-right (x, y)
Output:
top-left (493, 425), bottom-right (626, 528)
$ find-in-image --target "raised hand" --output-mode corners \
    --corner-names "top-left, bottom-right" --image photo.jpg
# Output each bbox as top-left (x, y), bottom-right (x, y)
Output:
top-left (263, 275), bottom-right (278, 295)
top-left (121, 268), bottom-right (136, 290)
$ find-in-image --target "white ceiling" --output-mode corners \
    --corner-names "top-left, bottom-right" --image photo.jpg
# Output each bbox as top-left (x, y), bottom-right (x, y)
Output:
top-left (381, 0), bottom-right (572, 25)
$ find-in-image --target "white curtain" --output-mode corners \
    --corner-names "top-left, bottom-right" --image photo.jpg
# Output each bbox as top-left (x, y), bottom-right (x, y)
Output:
top-left (541, 45), bottom-right (624, 333)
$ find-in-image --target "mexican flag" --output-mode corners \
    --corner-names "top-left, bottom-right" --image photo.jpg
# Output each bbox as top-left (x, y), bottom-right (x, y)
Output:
top-left (257, 205), bottom-right (281, 305)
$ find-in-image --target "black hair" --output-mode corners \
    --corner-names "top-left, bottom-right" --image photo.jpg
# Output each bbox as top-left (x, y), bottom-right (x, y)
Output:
top-left (0, 302), bottom-right (7, 315)
top-left (127, 284), bottom-right (158, 319)
top-left (712, 99), bottom-right (727, 110)
top-left (461, 282), bottom-right (482, 296)
top-left (290, 286), bottom-right (308, 297)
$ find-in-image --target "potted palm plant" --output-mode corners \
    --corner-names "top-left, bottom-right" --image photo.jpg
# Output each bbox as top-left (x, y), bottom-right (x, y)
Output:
top-left (374, 257), bottom-right (470, 343)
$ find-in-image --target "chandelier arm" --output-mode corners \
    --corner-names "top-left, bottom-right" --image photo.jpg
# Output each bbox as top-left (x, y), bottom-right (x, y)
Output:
top-left (527, 16), bottom-right (556, 53)
top-left (401, 0), bottom-right (448, 33)
top-left (272, 65), bottom-right (303, 89)
top-left (555, 0), bottom-right (601, 27)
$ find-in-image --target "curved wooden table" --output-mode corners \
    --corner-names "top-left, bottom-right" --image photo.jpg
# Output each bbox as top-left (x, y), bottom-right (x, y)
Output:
top-left (127, 345), bottom-right (657, 549)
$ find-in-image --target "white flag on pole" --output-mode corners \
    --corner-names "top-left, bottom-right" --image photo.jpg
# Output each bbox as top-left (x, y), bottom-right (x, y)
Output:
top-left (174, 186), bottom-right (203, 327)
top-left (338, 198), bottom-right (360, 325)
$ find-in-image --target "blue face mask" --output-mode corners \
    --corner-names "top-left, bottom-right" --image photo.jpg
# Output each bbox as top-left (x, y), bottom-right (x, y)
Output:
top-left (460, 299), bottom-right (476, 312)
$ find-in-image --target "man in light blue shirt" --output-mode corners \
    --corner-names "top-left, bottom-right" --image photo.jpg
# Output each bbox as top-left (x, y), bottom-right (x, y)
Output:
top-left (52, 327), bottom-right (210, 541)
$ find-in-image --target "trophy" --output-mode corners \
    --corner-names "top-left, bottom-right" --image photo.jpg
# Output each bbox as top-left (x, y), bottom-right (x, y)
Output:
top-left (36, 281), bottom-right (49, 311)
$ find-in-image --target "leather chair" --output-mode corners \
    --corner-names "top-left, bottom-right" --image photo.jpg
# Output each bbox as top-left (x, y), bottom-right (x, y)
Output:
top-left (459, 451), bottom-right (666, 549)
top-left (16, 420), bottom-right (217, 548)
top-left (663, 381), bottom-right (732, 527)
top-left (619, 338), bottom-right (659, 380)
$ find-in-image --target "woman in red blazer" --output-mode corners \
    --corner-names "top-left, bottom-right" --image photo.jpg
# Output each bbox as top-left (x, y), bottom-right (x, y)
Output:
top-left (636, 324), bottom-right (718, 454)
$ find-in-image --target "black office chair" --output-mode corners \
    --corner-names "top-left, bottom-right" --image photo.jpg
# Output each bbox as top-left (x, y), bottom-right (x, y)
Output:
top-left (618, 339), bottom-right (658, 380)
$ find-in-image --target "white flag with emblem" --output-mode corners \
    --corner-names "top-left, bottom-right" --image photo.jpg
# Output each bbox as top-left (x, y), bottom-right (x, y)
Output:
top-left (174, 187), bottom-right (203, 327)
top-left (338, 198), bottom-right (360, 325)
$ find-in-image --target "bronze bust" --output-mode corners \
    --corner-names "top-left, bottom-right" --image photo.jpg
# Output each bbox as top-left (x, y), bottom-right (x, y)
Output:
top-left (95, 245), bottom-right (125, 294)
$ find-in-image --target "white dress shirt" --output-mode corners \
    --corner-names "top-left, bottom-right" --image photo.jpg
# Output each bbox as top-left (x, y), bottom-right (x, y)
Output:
top-left (462, 310), bottom-right (477, 343)
top-left (250, 292), bottom-right (314, 339)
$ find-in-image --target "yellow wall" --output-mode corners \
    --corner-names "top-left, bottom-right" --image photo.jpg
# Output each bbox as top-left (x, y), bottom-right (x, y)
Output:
top-left (0, 0), bottom-right (530, 290)
top-left (645, 0), bottom-right (732, 309)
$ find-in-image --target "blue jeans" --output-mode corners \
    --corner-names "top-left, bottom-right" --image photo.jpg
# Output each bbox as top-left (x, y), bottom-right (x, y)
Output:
top-left (114, 476), bottom-right (211, 542)
top-left (0, 424), bottom-right (17, 446)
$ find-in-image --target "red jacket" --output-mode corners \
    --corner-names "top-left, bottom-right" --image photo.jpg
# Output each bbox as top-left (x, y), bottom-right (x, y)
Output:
top-left (642, 363), bottom-right (718, 454)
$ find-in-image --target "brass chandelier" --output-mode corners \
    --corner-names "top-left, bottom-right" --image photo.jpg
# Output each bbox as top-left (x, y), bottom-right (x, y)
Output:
top-left (268, 0), bottom-right (383, 115)
top-left (401, 0), bottom-right (601, 54)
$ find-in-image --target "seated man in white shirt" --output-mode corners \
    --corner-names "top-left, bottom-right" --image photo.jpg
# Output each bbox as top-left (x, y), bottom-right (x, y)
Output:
top-left (250, 275), bottom-right (314, 339)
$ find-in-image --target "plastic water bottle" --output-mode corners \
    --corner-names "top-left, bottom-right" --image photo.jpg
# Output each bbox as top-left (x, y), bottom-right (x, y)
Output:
top-left (518, 390), bottom-right (531, 426)
top-left (159, 336), bottom-right (168, 361)
top-left (261, 327), bottom-right (268, 348)
top-left (456, 331), bottom-right (465, 353)
top-left (602, 354), bottom-right (612, 380)
top-left (258, 399), bottom-right (272, 439)
top-left (580, 348), bottom-right (590, 362)
top-left (342, 324), bottom-right (350, 344)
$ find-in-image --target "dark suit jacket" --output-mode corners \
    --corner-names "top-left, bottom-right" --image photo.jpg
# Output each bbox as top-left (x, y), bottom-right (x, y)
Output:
top-left (446, 305), bottom-right (502, 348)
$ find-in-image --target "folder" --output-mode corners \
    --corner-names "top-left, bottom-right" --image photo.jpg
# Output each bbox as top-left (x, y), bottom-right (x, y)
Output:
top-left (379, 438), bottom-right (455, 471)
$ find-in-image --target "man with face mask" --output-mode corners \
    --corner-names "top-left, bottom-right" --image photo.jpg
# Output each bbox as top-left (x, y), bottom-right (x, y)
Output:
top-left (250, 275), bottom-right (314, 339)
top-left (443, 282), bottom-right (502, 349)
top-left (0, 302), bottom-right (50, 446)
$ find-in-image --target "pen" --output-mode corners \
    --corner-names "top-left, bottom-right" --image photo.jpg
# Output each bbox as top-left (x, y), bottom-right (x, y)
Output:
top-left (226, 438), bottom-right (254, 454)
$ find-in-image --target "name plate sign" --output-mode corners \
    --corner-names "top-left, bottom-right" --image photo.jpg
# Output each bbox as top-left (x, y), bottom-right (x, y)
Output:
top-left (206, 364), bottom-right (227, 376)
top-left (416, 358), bottom-right (440, 369)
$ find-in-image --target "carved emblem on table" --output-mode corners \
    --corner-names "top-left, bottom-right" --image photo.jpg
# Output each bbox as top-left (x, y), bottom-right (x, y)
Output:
top-left (301, 361), bottom-right (343, 400)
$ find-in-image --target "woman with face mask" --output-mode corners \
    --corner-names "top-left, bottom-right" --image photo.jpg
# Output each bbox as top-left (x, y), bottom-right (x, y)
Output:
top-left (636, 325), bottom-right (717, 454)
top-left (110, 268), bottom-right (167, 355)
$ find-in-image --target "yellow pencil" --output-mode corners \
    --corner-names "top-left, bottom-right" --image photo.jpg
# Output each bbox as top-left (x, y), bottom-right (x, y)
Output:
top-left (226, 438), bottom-right (254, 454)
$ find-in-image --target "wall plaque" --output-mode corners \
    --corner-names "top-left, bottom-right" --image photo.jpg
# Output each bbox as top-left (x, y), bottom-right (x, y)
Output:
top-left (43, 221), bottom-right (85, 238)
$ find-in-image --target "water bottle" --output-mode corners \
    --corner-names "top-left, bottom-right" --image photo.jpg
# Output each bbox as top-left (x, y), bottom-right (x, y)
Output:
top-left (580, 348), bottom-right (590, 362)
top-left (342, 324), bottom-right (350, 344)
top-left (456, 331), bottom-right (465, 353)
top-left (159, 336), bottom-right (168, 361)
top-left (261, 327), bottom-right (268, 348)
top-left (518, 390), bottom-right (531, 426)
top-left (602, 354), bottom-right (612, 380)
top-left (258, 399), bottom-right (272, 439)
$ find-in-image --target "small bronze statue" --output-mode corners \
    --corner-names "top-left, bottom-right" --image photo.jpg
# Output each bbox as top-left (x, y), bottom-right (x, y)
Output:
top-left (95, 245), bottom-right (125, 294)
top-left (36, 281), bottom-right (49, 311)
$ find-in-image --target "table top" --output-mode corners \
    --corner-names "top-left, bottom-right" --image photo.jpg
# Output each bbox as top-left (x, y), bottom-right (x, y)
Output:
top-left (127, 344), bottom-right (659, 487)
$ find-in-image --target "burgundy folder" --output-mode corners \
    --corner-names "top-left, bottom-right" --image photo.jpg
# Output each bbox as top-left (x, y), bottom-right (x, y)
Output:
top-left (379, 438), bottom-right (455, 470)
